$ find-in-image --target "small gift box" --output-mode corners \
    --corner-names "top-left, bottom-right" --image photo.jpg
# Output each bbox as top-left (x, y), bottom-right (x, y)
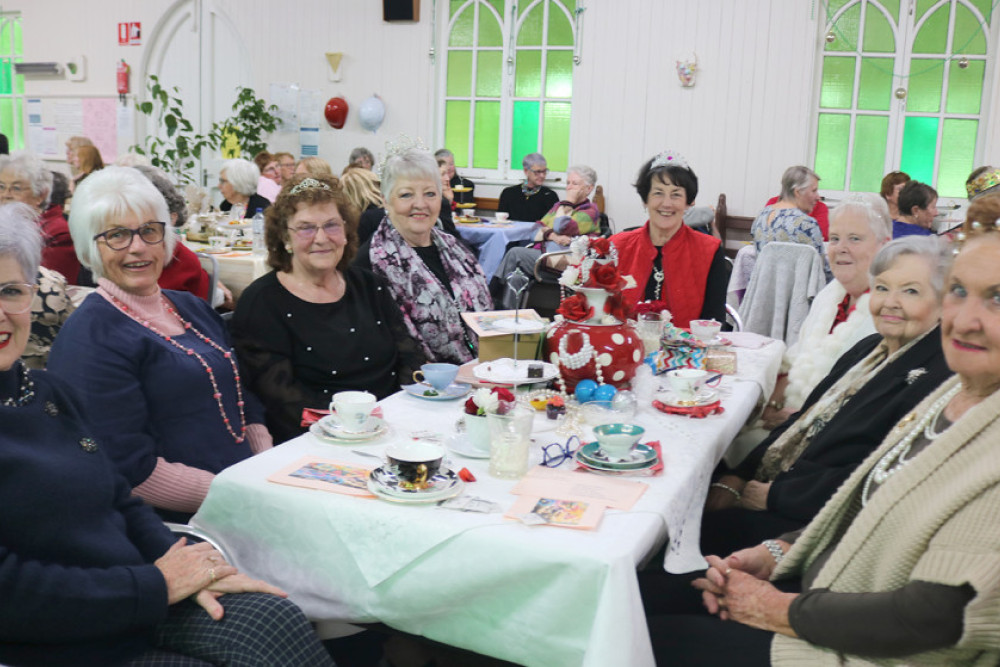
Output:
top-left (705, 348), bottom-right (738, 375)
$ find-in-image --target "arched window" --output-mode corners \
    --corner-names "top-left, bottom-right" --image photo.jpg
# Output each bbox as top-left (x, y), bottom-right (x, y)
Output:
top-left (0, 13), bottom-right (24, 150)
top-left (441, 0), bottom-right (579, 177)
top-left (814, 0), bottom-right (994, 198)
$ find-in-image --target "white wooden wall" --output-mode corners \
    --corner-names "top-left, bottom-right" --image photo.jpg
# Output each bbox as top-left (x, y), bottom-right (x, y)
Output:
top-left (13, 0), bottom-right (1000, 223)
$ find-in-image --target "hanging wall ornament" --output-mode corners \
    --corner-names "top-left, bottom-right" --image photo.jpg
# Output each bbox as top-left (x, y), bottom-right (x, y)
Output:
top-left (676, 53), bottom-right (698, 88)
top-left (359, 94), bottom-right (386, 133)
top-left (324, 96), bottom-right (349, 129)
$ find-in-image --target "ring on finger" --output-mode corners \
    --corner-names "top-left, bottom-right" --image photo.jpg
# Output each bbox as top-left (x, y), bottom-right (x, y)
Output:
top-left (209, 567), bottom-right (216, 583)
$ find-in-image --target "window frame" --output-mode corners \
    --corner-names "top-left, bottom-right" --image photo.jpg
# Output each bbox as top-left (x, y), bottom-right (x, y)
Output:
top-left (0, 12), bottom-right (24, 152)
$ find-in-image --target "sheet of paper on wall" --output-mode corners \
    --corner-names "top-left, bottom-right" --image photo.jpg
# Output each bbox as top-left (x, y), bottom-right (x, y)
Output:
top-left (269, 82), bottom-right (299, 132)
top-left (82, 99), bottom-right (118, 164)
top-left (298, 89), bottom-right (323, 128)
top-left (42, 128), bottom-right (59, 157)
top-left (299, 127), bottom-right (319, 157)
top-left (117, 103), bottom-right (135, 151)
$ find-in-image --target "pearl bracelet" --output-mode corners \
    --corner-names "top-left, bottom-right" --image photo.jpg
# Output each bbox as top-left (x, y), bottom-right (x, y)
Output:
top-left (710, 481), bottom-right (742, 502)
top-left (762, 539), bottom-right (785, 565)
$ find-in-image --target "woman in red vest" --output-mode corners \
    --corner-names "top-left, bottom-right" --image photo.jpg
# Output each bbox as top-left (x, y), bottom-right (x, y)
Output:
top-left (611, 151), bottom-right (727, 328)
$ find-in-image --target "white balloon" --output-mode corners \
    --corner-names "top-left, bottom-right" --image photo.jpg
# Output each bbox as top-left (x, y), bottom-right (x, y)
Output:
top-left (359, 95), bottom-right (385, 133)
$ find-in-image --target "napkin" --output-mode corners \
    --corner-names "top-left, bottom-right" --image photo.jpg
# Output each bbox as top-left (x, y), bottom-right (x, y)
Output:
top-left (652, 399), bottom-right (724, 418)
top-left (301, 406), bottom-right (385, 427)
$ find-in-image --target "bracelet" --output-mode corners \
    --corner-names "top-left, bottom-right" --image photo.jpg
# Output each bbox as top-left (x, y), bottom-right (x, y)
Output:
top-left (767, 399), bottom-right (785, 410)
top-left (710, 482), bottom-right (742, 502)
top-left (762, 539), bottom-right (785, 565)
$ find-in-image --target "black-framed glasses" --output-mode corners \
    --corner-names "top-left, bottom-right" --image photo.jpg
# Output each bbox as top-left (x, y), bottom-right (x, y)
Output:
top-left (93, 222), bottom-right (167, 250)
top-left (290, 221), bottom-right (345, 240)
top-left (0, 282), bottom-right (37, 314)
top-left (541, 435), bottom-right (582, 468)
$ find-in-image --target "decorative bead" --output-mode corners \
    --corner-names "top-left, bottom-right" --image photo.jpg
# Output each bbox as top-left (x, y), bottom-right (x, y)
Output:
top-left (224, 352), bottom-right (231, 358)
top-left (187, 349), bottom-right (194, 355)
top-left (237, 401), bottom-right (244, 406)
top-left (44, 401), bottom-right (59, 417)
top-left (79, 437), bottom-right (98, 453)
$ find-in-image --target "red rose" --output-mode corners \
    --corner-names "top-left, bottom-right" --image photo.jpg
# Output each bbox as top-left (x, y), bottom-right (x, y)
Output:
top-left (633, 300), bottom-right (669, 317)
top-left (557, 294), bottom-right (594, 322)
top-left (464, 396), bottom-right (479, 415)
top-left (586, 262), bottom-right (622, 291)
top-left (590, 237), bottom-right (611, 256)
top-left (492, 387), bottom-right (515, 403)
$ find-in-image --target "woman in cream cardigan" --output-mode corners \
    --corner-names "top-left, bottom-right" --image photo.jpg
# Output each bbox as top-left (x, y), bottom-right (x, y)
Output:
top-left (648, 194), bottom-right (1000, 665)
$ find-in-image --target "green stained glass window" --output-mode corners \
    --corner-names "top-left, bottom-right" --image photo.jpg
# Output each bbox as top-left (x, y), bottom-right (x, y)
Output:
top-left (906, 59), bottom-right (943, 112)
top-left (450, 0), bottom-right (466, 18)
top-left (826, 2), bottom-right (860, 52)
top-left (0, 21), bottom-right (9, 52)
top-left (485, 0), bottom-right (505, 17)
top-left (447, 51), bottom-right (473, 97)
top-left (517, 5), bottom-right (543, 45)
top-left (821, 56), bottom-right (857, 109)
top-left (968, 0), bottom-right (993, 24)
top-left (13, 58), bottom-right (22, 95)
top-left (938, 119), bottom-right (977, 197)
top-left (479, 7), bottom-right (503, 46)
top-left (881, 0), bottom-right (901, 23)
top-left (815, 113), bottom-right (850, 191)
top-left (0, 60), bottom-right (10, 96)
top-left (850, 115), bottom-right (889, 192)
top-left (473, 101), bottom-right (501, 169)
top-left (542, 102), bottom-right (570, 172)
top-left (556, 0), bottom-right (576, 12)
top-left (953, 5), bottom-right (986, 55)
top-left (899, 116), bottom-right (939, 183)
top-left (912, 5), bottom-right (948, 53)
top-left (511, 101), bottom-right (540, 169)
top-left (862, 4), bottom-right (894, 53)
top-left (445, 101), bottom-right (471, 167)
top-left (546, 50), bottom-right (573, 98)
top-left (0, 99), bottom-right (11, 141)
top-left (518, 0), bottom-right (537, 18)
top-left (515, 50), bottom-right (542, 97)
top-left (946, 59), bottom-right (984, 114)
top-left (476, 50), bottom-right (503, 97)
top-left (547, 2), bottom-right (573, 46)
top-left (915, 0), bottom-right (937, 21)
top-left (13, 19), bottom-right (20, 52)
top-left (858, 57), bottom-right (893, 110)
top-left (450, 7), bottom-right (474, 46)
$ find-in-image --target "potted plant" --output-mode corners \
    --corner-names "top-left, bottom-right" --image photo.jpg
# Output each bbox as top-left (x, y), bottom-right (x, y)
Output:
top-left (132, 75), bottom-right (215, 184)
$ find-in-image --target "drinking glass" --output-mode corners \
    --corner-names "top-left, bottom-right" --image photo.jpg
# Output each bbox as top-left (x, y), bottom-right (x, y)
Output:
top-left (487, 408), bottom-right (534, 479)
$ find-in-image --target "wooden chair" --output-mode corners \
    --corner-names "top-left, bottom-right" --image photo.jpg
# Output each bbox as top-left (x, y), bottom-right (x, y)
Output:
top-left (714, 193), bottom-right (755, 259)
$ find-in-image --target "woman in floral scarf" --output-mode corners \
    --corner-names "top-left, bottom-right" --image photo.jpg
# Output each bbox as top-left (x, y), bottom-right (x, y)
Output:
top-left (355, 146), bottom-right (492, 363)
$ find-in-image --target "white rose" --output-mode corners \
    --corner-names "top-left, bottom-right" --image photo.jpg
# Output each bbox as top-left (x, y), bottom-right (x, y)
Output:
top-left (559, 265), bottom-right (580, 287)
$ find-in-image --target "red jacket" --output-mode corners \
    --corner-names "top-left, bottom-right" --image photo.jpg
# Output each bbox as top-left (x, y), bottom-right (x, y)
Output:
top-left (160, 243), bottom-right (210, 300)
top-left (39, 205), bottom-right (82, 285)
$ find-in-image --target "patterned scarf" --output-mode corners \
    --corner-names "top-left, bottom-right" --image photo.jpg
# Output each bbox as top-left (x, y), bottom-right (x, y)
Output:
top-left (369, 218), bottom-right (492, 364)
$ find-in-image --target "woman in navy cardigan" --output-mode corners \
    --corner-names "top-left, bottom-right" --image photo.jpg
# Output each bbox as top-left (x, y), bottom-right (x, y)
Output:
top-left (48, 168), bottom-right (273, 522)
top-left (0, 205), bottom-right (332, 666)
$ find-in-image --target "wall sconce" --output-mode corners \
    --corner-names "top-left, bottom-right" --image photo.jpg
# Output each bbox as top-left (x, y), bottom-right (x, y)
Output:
top-left (326, 52), bottom-right (343, 82)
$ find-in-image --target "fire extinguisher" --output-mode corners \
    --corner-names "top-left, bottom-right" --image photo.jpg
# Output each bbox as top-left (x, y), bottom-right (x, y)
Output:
top-left (116, 59), bottom-right (130, 104)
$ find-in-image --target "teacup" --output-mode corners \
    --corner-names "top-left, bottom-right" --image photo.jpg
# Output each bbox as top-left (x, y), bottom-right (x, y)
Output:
top-left (494, 211), bottom-right (510, 222)
top-left (330, 390), bottom-right (377, 433)
top-left (593, 423), bottom-right (645, 462)
top-left (208, 235), bottom-right (228, 249)
top-left (690, 319), bottom-right (722, 343)
top-left (385, 442), bottom-right (445, 489)
top-left (412, 363), bottom-right (459, 391)
top-left (666, 368), bottom-right (713, 401)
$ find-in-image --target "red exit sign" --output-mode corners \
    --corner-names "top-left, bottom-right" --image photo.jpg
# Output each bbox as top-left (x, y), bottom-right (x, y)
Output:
top-left (118, 22), bottom-right (141, 46)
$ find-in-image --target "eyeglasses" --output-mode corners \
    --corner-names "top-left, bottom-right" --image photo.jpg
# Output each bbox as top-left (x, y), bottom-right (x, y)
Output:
top-left (290, 221), bottom-right (345, 240)
top-left (0, 282), bottom-right (38, 314)
top-left (541, 435), bottom-right (582, 468)
top-left (93, 222), bottom-right (167, 250)
top-left (279, 162), bottom-right (296, 169)
top-left (0, 182), bottom-right (28, 195)
top-left (529, 168), bottom-right (549, 176)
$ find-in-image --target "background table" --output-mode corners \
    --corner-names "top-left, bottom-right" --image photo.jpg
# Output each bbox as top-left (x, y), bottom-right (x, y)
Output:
top-left (185, 244), bottom-right (271, 299)
top-left (455, 220), bottom-right (537, 278)
top-left (193, 337), bottom-right (784, 667)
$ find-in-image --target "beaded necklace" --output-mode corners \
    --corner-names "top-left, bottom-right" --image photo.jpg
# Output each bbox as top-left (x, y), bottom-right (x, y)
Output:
top-left (0, 361), bottom-right (35, 408)
top-left (110, 295), bottom-right (247, 443)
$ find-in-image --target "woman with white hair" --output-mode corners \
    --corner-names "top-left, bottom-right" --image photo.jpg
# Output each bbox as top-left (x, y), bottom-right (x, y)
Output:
top-left (0, 151), bottom-right (81, 284)
top-left (762, 193), bottom-right (892, 426)
top-left (48, 167), bottom-right (273, 522)
top-left (218, 158), bottom-right (270, 218)
top-left (354, 146), bottom-right (491, 363)
top-left (498, 152), bottom-right (560, 222)
top-left (752, 165), bottom-right (831, 281)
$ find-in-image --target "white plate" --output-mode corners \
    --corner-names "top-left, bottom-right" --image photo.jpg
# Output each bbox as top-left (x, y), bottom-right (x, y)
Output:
top-left (367, 467), bottom-right (464, 503)
top-left (472, 358), bottom-right (559, 385)
top-left (401, 383), bottom-right (471, 401)
top-left (447, 434), bottom-right (491, 459)
top-left (310, 416), bottom-right (388, 444)
top-left (658, 388), bottom-right (720, 408)
top-left (489, 318), bottom-right (546, 334)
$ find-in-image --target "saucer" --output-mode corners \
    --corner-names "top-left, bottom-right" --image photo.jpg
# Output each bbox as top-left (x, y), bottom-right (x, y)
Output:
top-left (311, 416), bottom-right (388, 444)
top-left (658, 388), bottom-right (720, 408)
top-left (401, 383), bottom-right (471, 401)
top-left (368, 466), bottom-right (464, 503)
top-left (576, 442), bottom-right (658, 471)
top-left (697, 335), bottom-right (731, 346)
top-left (447, 434), bottom-right (491, 459)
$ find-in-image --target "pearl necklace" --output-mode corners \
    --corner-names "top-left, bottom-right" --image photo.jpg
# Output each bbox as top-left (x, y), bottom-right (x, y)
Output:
top-left (861, 384), bottom-right (960, 506)
top-left (652, 266), bottom-right (664, 300)
top-left (1, 362), bottom-right (35, 408)
top-left (111, 295), bottom-right (247, 444)
top-left (555, 329), bottom-right (605, 385)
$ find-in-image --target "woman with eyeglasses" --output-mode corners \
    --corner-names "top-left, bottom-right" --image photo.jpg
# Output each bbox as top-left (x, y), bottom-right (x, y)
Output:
top-left (232, 174), bottom-right (426, 443)
top-left (47, 168), bottom-right (273, 521)
top-left (497, 152), bottom-right (560, 223)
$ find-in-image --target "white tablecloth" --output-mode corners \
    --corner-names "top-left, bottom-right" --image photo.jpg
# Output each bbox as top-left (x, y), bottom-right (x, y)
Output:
top-left (185, 244), bottom-right (271, 299)
top-left (455, 220), bottom-right (537, 278)
top-left (193, 339), bottom-right (784, 667)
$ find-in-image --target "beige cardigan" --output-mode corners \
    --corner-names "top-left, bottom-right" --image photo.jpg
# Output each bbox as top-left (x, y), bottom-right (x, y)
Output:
top-left (771, 375), bottom-right (1000, 666)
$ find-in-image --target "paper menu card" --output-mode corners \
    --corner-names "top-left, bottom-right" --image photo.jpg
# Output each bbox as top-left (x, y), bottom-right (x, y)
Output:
top-left (268, 456), bottom-right (375, 497)
top-left (510, 466), bottom-right (648, 511)
top-left (505, 495), bottom-right (605, 530)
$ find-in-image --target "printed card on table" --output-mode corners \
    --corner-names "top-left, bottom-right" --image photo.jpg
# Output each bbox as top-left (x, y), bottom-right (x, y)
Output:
top-left (268, 456), bottom-right (375, 497)
top-left (505, 496), bottom-right (606, 530)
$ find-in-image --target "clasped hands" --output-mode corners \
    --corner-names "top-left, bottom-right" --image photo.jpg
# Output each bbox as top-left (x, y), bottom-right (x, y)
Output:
top-left (154, 538), bottom-right (287, 620)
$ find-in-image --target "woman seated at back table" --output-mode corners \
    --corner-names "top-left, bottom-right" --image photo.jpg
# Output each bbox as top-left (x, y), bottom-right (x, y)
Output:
top-left (752, 165), bottom-right (831, 281)
top-left (646, 195), bottom-right (1000, 666)
top-left (48, 167), bottom-right (272, 522)
top-left (232, 175), bottom-right (425, 443)
top-left (219, 158), bottom-right (270, 219)
top-left (699, 236), bottom-right (951, 556)
top-left (892, 179), bottom-right (938, 238)
top-left (610, 150), bottom-right (727, 328)
top-left (355, 145), bottom-right (492, 364)
top-left (497, 152), bottom-right (560, 223)
top-left (0, 207), bottom-right (333, 667)
top-left (762, 193), bottom-right (891, 426)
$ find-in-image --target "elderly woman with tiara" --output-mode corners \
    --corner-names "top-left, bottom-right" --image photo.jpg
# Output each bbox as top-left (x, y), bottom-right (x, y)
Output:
top-left (355, 142), bottom-right (492, 364)
top-left (610, 150), bottom-right (728, 328)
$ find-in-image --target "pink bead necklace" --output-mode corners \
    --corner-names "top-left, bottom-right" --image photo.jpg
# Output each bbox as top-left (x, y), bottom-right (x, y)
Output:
top-left (111, 295), bottom-right (247, 443)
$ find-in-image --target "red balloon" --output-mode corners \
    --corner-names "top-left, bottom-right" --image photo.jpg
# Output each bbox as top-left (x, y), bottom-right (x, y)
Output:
top-left (324, 97), bottom-right (348, 129)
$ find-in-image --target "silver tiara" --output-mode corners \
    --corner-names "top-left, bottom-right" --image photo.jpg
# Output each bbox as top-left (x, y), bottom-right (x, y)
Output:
top-left (376, 134), bottom-right (429, 178)
top-left (289, 178), bottom-right (332, 196)
top-left (651, 150), bottom-right (690, 170)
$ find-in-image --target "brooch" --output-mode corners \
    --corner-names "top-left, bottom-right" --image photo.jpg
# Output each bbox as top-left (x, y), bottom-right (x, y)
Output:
top-left (906, 368), bottom-right (927, 385)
